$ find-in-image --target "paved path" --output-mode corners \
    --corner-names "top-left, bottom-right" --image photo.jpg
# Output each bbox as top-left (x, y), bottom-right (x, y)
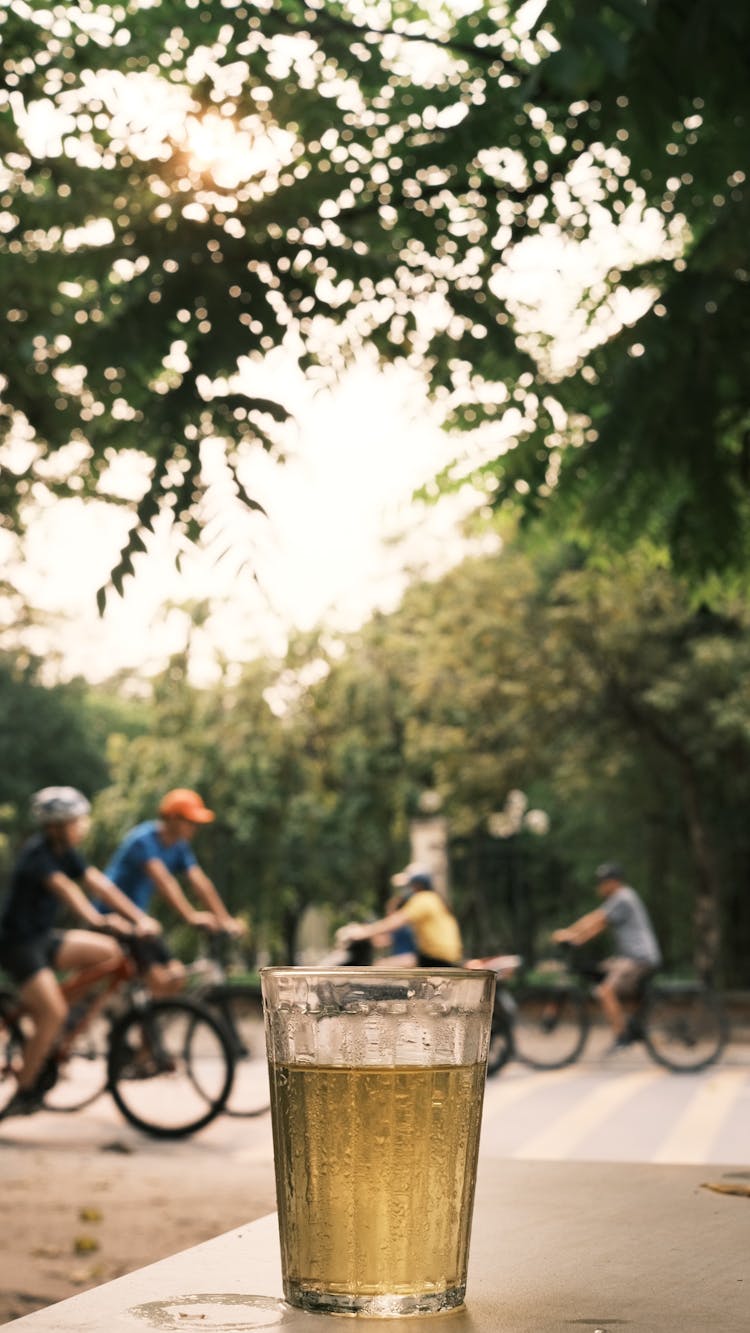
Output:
top-left (481, 1040), bottom-right (750, 1165)
top-left (3, 1042), bottom-right (749, 1168)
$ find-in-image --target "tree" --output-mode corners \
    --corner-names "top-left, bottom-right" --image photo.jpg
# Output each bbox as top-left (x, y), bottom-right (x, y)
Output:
top-left (90, 630), bottom-right (413, 962)
top-left (0, 646), bottom-right (147, 879)
top-left (346, 537), bottom-right (750, 980)
top-left (80, 532), bottom-right (750, 975)
top-left (210, 626), bottom-right (417, 959)
top-left (524, 552), bottom-right (750, 980)
top-left (1, 1), bottom-right (748, 601)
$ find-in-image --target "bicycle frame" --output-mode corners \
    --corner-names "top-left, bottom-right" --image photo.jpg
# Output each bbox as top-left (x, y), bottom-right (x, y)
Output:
top-left (54, 953), bottom-right (138, 1062)
top-left (1, 950), bottom-right (139, 1107)
top-left (1, 945), bottom-right (238, 1135)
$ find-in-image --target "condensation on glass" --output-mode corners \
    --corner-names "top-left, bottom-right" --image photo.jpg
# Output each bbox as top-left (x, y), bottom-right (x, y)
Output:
top-left (261, 967), bottom-right (495, 1318)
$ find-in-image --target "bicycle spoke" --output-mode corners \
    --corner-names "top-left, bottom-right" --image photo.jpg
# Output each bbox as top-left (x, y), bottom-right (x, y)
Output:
top-left (43, 1013), bottom-right (110, 1112)
top-left (644, 988), bottom-right (727, 1072)
top-left (512, 986), bottom-right (589, 1069)
top-left (206, 986), bottom-right (270, 1117)
top-left (486, 992), bottom-right (514, 1076)
top-left (0, 997), bottom-right (23, 1098)
top-left (108, 998), bottom-right (234, 1138)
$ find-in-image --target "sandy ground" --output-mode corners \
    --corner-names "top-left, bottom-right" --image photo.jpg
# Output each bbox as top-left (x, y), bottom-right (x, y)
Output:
top-left (0, 1094), bottom-right (278, 1326)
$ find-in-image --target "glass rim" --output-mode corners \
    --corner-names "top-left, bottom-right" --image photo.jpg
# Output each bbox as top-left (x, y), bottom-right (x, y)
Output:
top-left (260, 965), bottom-right (494, 981)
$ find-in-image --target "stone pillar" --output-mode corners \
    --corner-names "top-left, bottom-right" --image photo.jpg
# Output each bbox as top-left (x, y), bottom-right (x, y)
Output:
top-left (409, 810), bottom-right (450, 901)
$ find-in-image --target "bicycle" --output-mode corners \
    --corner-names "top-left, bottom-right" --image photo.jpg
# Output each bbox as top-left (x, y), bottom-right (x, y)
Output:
top-left (481, 946), bottom-right (729, 1075)
top-left (0, 934), bottom-right (235, 1138)
top-left (183, 929), bottom-right (268, 1118)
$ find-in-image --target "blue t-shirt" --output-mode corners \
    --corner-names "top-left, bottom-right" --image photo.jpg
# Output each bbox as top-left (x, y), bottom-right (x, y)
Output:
top-left (105, 820), bottom-right (197, 911)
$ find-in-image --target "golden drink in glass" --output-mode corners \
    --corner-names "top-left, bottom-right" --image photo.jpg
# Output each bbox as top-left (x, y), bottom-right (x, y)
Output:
top-left (262, 969), bottom-right (494, 1316)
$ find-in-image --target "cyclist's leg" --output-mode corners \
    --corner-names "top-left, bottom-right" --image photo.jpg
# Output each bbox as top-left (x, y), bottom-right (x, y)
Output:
top-left (128, 935), bottom-right (185, 995)
top-left (55, 928), bottom-right (121, 974)
top-left (594, 958), bottom-right (629, 1035)
top-left (147, 960), bottom-right (185, 995)
top-left (595, 959), bottom-right (649, 1043)
top-left (15, 931), bottom-right (119, 1089)
top-left (15, 967), bottom-right (67, 1091)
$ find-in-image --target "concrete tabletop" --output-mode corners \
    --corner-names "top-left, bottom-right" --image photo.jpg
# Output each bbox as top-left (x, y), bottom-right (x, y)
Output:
top-left (6, 1159), bottom-right (748, 1332)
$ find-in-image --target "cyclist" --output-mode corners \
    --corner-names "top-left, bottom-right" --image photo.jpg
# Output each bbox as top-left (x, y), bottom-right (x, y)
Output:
top-left (337, 864), bottom-right (462, 967)
top-left (103, 788), bottom-right (245, 995)
top-left (0, 787), bottom-right (161, 1119)
top-left (371, 891), bottom-right (417, 967)
top-left (552, 861), bottom-right (662, 1050)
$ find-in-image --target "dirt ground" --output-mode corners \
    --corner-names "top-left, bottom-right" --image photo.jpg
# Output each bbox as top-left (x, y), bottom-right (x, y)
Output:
top-left (0, 1105), bottom-right (278, 1327)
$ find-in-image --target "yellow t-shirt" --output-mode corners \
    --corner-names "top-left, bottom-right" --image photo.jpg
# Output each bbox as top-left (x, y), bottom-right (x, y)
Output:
top-left (401, 890), bottom-right (463, 963)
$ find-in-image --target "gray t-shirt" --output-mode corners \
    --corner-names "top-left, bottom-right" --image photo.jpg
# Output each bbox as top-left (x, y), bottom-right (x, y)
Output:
top-left (601, 885), bottom-right (661, 966)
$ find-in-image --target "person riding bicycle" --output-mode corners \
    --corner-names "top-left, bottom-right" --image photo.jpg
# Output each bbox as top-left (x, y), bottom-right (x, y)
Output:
top-left (0, 787), bottom-right (161, 1119)
top-left (370, 890), bottom-right (418, 967)
top-left (337, 864), bottom-right (462, 967)
top-left (103, 788), bottom-right (245, 995)
top-left (552, 861), bottom-right (662, 1051)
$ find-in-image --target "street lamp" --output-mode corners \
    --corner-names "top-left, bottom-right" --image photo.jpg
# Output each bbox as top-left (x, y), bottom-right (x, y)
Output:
top-left (409, 790), bottom-right (450, 899)
top-left (487, 791), bottom-right (549, 956)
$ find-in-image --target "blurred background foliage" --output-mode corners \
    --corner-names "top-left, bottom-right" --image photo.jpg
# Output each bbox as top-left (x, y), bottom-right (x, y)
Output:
top-left (1, 3), bottom-right (749, 983)
top-left (1, 0), bottom-right (749, 594)
top-left (2, 535), bottom-right (749, 984)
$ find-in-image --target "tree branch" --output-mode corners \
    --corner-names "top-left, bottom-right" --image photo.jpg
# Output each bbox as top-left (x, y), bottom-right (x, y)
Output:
top-left (265, 0), bottom-right (525, 75)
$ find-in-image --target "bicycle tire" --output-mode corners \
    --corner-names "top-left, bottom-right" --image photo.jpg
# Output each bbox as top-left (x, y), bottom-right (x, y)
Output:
top-left (203, 984), bottom-right (270, 1117)
top-left (512, 984), bottom-right (590, 1069)
top-left (108, 996), bottom-right (234, 1139)
top-left (486, 991), bottom-right (514, 1077)
top-left (643, 984), bottom-right (728, 1072)
top-left (43, 1012), bottom-right (111, 1113)
top-left (0, 991), bottom-right (23, 1098)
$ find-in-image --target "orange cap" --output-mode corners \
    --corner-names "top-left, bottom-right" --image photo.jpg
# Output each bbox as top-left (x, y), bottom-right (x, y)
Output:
top-left (159, 788), bottom-right (215, 823)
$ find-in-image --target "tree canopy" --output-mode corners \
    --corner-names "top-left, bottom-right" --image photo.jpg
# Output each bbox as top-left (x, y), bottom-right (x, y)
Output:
top-left (68, 536), bottom-right (750, 981)
top-left (1, 533), bottom-right (749, 979)
top-left (2, 0), bottom-right (748, 602)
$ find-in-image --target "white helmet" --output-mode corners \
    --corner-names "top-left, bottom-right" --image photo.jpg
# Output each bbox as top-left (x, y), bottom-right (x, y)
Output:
top-left (30, 787), bottom-right (91, 826)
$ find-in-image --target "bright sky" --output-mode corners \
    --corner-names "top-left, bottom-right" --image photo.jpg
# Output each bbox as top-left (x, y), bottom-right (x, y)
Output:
top-left (2, 4), bottom-right (680, 688)
top-left (5, 354), bottom-right (488, 686)
top-left (4, 193), bottom-right (673, 688)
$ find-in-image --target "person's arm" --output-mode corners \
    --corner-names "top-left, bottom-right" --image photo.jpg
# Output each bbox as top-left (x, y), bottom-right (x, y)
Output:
top-left (184, 864), bottom-right (245, 933)
top-left (45, 871), bottom-right (133, 934)
top-left (143, 858), bottom-right (218, 930)
top-left (552, 907), bottom-right (608, 946)
top-left (82, 867), bottom-right (162, 935)
top-left (338, 907), bottom-right (411, 945)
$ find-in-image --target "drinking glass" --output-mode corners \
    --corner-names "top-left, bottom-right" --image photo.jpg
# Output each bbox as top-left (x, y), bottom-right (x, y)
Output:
top-left (261, 967), bottom-right (495, 1317)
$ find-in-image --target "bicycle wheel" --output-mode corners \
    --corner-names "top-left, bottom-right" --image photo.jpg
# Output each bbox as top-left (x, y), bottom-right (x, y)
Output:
top-left (108, 997), bottom-right (234, 1139)
top-left (0, 991), bottom-right (23, 1097)
top-left (512, 985), bottom-right (589, 1069)
top-left (204, 984), bottom-right (269, 1117)
top-left (486, 990), bottom-right (514, 1077)
top-left (43, 1012), bottom-right (111, 1112)
top-left (643, 985), bottom-right (728, 1072)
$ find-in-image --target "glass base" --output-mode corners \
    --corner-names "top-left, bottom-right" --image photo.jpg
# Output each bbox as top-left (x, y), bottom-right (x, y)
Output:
top-left (284, 1280), bottom-right (466, 1318)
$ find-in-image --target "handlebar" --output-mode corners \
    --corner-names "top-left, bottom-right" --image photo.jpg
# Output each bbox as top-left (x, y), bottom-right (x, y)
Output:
top-left (549, 940), bottom-right (607, 982)
top-left (93, 922), bottom-right (139, 942)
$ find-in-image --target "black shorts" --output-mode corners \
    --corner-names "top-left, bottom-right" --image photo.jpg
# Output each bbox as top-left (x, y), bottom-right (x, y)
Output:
top-left (127, 934), bottom-right (174, 974)
top-left (416, 952), bottom-right (459, 968)
top-left (0, 931), bottom-right (65, 986)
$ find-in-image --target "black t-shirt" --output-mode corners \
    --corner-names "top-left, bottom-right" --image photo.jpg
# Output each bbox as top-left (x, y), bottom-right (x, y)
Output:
top-left (0, 833), bottom-right (87, 943)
